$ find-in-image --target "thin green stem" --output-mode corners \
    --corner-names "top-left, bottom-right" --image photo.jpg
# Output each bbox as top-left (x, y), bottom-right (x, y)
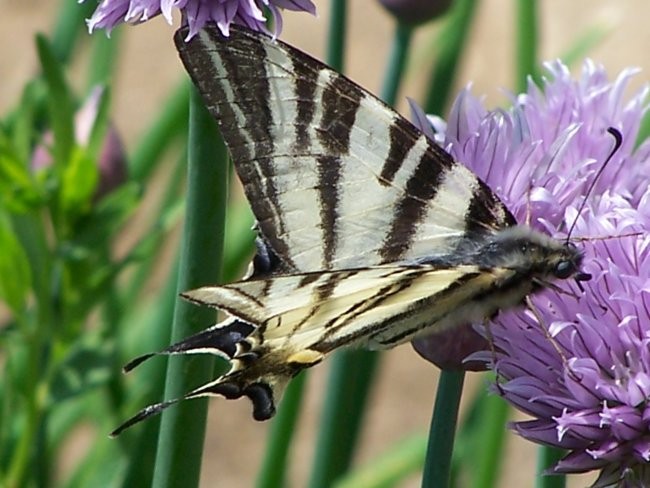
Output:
top-left (472, 394), bottom-right (509, 488)
top-left (87, 29), bottom-right (121, 88)
top-left (515, 0), bottom-right (539, 92)
top-left (51, 0), bottom-right (95, 64)
top-left (381, 22), bottom-right (414, 106)
top-left (422, 370), bottom-right (465, 488)
top-left (123, 154), bottom-right (186, 302)
top-left (334, 435), bottom-right (427, 488)
top-left (424, 0), bottom-right (478, 115)
top-left (120, 259), bottom-right (181, 488)
top-left (150, 87), bottom-right (228, 488)
top-left (535, 446), bottom-right (566, 488)
top-left (308, 351), bottom-right (380, 488)
top-left (130, 81), bottom-right (190, 182)
top-left (327, 0), bottom-right (348, 71)
top-left (256, 373), bottom-right (308, 488)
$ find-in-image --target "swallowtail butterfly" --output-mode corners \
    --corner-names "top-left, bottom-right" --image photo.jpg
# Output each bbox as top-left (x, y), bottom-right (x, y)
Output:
top-left (111, 24), bottom-right (593, 436)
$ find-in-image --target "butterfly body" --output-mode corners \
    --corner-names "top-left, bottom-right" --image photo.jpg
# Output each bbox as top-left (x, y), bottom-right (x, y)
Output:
top-left (110, 25), bottom-right (587, 435)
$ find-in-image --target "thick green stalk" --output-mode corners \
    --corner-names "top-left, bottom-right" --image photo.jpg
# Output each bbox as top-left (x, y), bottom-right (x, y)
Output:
top-left (472, 394), bottom-right (509, 488)
top-left (424, 0), bottom-right (478, 116)
top-left (422, 370), bottom-right (465, 488)
top-left (535, 447), bottom-right (566, 488)
top-left (150, 87), bottom-right (228, 488)
top-left (515, 0), bottom-right (539, 92)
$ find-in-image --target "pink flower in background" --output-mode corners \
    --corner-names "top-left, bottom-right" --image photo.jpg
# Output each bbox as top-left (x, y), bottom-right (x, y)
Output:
top-left (31, 87), bottom-right (127, 199)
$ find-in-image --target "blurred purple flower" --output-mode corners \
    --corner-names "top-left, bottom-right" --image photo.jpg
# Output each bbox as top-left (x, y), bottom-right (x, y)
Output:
top-left (412, 60), bottom-right (650, 483)
top-left (82, 0), bottom-right (316, 39)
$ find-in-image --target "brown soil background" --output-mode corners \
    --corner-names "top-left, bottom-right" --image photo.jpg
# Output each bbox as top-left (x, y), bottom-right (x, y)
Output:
top-left (3, 1), bottom-right (650, 487)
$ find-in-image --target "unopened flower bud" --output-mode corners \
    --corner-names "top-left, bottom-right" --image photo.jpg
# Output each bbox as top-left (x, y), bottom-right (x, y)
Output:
top-left (379, 0), bottom-right (453, 25)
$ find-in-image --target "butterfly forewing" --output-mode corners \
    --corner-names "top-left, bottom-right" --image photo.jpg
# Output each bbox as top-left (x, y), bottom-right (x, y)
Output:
top-left (175, 26), bottom-right (515, 273)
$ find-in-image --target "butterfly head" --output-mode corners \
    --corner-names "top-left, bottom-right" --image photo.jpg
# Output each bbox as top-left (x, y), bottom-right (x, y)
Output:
top-left (547, 240), bottom-right (591, 282)
top-left (478, 227), bottom-right (591, 284)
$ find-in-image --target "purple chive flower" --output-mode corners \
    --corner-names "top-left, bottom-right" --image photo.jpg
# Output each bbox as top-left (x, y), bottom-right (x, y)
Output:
top-left (83, 0), bottom-right (316, 39)
top-left (491, 197), bottom-right (650, 486)
top-left (413, 59), bottom-right (650, 368)
top-left (412, 60), bottom-right (650, 484)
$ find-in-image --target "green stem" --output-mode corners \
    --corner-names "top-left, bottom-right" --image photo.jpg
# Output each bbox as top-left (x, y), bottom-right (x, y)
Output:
top-left (87, 29), bottom-right (121, 88)
top-left (422, 370), bottom-right (465, 488)
top-left (51, 0), bottom-right (95, 64)
top-left (473, 394), bottom-right (509, 488)
top-left (381, 22), bottom-right (414, 106)
top-left (124, 154), bottom-right (186, 302)
top-left (130, 81), bottom-right (191, 182)
top-left (121, 259), bottom-right (181, 488)
top-left (256, 373), bottom-right (308, 488)
top-left (515, 0), bottom-right (539, 92)
top-left (327, 0), bottom-right (348, 71)
top-left (334, 435), bottom-right (427, 488)
top-left (424, 0), bottom-right (478, 115)
top-left (150, 87), bottom-right (228, 488)
top-left (535, 446), bottom-right (566, 488)
top-left (308, 351), bottom-right (380, 488)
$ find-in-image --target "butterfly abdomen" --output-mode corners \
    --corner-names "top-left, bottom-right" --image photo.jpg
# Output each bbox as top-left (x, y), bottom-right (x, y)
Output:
top-left (212, 344), bottom-right (324, 420)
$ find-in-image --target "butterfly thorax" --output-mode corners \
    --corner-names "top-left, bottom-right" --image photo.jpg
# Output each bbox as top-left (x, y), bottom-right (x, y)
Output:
top-left (428, 226), bottom-right (584, 283)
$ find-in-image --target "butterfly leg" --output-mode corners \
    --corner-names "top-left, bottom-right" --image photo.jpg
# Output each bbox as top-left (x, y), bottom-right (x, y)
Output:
top-left (482, 320), bottom-right (505, 395)
top-left (525, 297), bottom-right (568, 365)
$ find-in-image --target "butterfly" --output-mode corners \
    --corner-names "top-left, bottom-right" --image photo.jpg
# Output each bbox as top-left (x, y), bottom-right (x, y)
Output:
top-left (110, 24), bottom-right (594, 436)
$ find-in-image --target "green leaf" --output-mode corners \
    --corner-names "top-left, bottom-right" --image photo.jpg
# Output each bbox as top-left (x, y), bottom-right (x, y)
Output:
top-left (0, 212), bottom-right (31, 313)
top-left (84, 86), bottom-right (111, 161)
top-left (36, 34), bottom-right (75, 167)
top-left (423, 0), bottom-right (478, 115)
top-left (0, 130), bottom-right (43, 212)
top-left (12, 80), bottom-right (39, 164)
top-left (59, 147), bottom-right (99, 216)
top-left (559, 25), bottom-right (612, 68)
top-left (73, 181), bottom-right (140, 250)
top-left (49, 334), bottom-right (113, 404)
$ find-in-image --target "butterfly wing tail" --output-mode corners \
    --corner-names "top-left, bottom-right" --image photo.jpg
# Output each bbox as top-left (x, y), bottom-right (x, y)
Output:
top-left (111, 342), bottom-right (322, 436)
top-left (121, 318), bottom-right (256, 372)
top-left (112, 278), bottom-right (327, 435)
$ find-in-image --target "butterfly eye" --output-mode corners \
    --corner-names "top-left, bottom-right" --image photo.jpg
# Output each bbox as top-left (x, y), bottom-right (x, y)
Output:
top-left (554, 260), bottom-right (575, 279)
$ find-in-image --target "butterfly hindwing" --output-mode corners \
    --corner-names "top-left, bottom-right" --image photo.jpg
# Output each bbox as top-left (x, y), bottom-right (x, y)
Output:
top-left (182, 264), bottom-right (517, 351)
top-left (175, 25), bottom-right (516, 273)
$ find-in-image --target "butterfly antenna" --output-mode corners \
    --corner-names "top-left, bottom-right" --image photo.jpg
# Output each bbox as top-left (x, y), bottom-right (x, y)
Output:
top-left (566, 127), bottom-right (623, 241)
